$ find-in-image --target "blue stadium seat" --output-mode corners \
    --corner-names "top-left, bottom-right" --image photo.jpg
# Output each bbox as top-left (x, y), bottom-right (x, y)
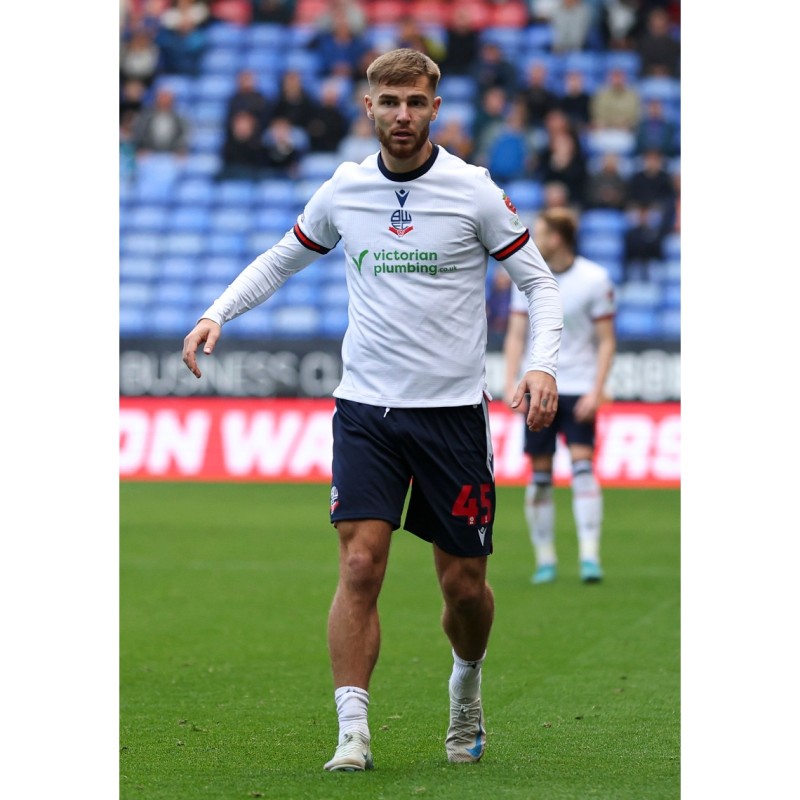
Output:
top-left (247, 23), bottom-right (288, 48)
top-left (248, 228), bottom-right (290, 254)
top-left (201, 47), bottom-right (244, 74)
top-left (559, 51), bottom-right (606, 82)
top-left (659, 308), bottom-right (681, 340)
top-left (255, 178), bottom-right (297, 208)
top-left (120, 256), bottom-right (159, 282)
top-left (201, 256), bottom-right (242, 282)
top-left (320, 282), bottom-right (350, 308)
top-left (120, 232), bottom-right (163, 258)
top-left (124, 205), bottom-right (169, 233)
top-left (120, 281), bottom-right (154, 307)
top-left (161, 257), bottom-right (199, 282)
top-left (188, 101), bottom-right (228, 127)
top-left (298, 152), bottom-right (343, 181)
top-left (181, 153), bottom-right (222, 180)
top-left (224, 307), bottom-right (276, 338)
top-left (212, 208), bottom-right (253, 235)
top-left (174, 178), bottom-right (216, 205)
top-left (663, 232), bottom-right (680, 260)
top-left (523, 25), bottom-right (554, 52)
top-left (195, 73), bottom-right (238, 102)
top-left (271, 305), bottom-right (321, 337)
top-left (190, 127), bottom-right (225, 155)
top-left (319, 306), bottom-right (349, 338)
top-left (480, 27), bottom-right (524, 60)
top-left (617, 281), bottom-right (661, 309)
top-left (216, 180), bottom-right (257, 206)
top-left (151, 75), bottom-right (194, 105)
top-left (207, 231), bottom-right (247, 257)
top-left (131, 178), bottom-right (178, 204)
top-left (284, 50), bottom-right (321, 77)
top-left (164, 232), bottom-right (206, 257)
top-left (148, 304), bottom-right (197, 337)
top-left (206, 22), bottom-right (249, 48)
top-left (583, 129), bottom-right (636, 157)
top-left (660, 281), bottom-right (681, 309)
top-left (434, 101), bottom-right (475, 129)
top-left (502, 180), bottom-right (543, 211)
top-left (638, 77), bottom-right (681, 104)
top-left (579, 232), bottom-right (625, 262)
top-left (614, 307), bottom-right (660, 340)
top-left (119, 305), bottom-right (151, 337)
top-left (153, 281), bottom-right (196, 307)
top-left (244, 48), bottom-right (284, 73)
top-left (603, 51), bottom-right (642, 80)
top-left (281, 281), bottom-right (320, 306)
top-left (579, 209), bottom-right (627, 235)
top-left (169, 206), bottom-right (212, 232)
top-left (437, 75), bottom-right (478, 103)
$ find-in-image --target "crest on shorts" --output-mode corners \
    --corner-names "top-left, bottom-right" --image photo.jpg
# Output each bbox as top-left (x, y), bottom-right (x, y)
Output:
top-left (330, 485), bottom-right (339, 515)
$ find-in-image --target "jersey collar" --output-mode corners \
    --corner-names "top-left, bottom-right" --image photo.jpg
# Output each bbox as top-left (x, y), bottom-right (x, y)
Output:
top-left (377, 144), bottom-right (439, 182)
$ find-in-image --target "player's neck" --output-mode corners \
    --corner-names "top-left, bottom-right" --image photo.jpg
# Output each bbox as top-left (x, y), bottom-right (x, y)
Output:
top-left (548, 251), bottom-right (575, 274)
top-left (380, 139), bottom-right (434, 174)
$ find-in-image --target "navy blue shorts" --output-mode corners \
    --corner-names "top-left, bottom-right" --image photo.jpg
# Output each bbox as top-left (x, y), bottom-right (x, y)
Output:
top-left (330, 398), bottom-right (496, 557)
top-left (524, 394), bottom-right (596, 456)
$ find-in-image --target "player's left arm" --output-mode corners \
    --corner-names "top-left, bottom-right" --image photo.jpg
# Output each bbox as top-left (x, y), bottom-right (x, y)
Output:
top-left (575, 316), bottom-right (617, 422)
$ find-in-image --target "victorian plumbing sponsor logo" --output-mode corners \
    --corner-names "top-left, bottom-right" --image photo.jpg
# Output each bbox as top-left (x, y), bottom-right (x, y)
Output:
top-left (351, 247), bottom-right (456, 278)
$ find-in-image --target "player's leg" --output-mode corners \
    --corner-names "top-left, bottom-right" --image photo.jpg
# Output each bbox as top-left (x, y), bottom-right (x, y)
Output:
top-left (523, 406), bottom-right (560, 583)
top-left (434, 546), bottom-right (493, 763)
top-left (399, 400), bottom-right (495, 763)
top-left (324, 519), bottom-right (392, 771)
top-left (568, 443), bottom-right (604, 582)
top-left (324, 399), bottom-right (410, 771)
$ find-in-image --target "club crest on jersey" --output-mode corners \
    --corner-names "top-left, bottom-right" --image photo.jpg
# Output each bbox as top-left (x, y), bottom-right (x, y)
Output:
top-left (502, 191), bottom-right (517, 214)
top-left (389, 188), bottom-right (413, 237)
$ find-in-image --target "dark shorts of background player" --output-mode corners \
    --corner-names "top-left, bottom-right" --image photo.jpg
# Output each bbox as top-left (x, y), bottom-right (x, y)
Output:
top-left (524, 393), bottom-right (596, 455)
top-left (330, 398), bottom-right (496, 557)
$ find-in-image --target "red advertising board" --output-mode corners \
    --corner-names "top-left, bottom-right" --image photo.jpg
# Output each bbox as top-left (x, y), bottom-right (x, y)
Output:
top-left (119, 398), bottom-right (680, 487)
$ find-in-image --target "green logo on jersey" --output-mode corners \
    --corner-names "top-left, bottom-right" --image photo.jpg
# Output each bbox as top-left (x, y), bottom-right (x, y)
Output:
top-left (352, 249), bottom-right (369, 273)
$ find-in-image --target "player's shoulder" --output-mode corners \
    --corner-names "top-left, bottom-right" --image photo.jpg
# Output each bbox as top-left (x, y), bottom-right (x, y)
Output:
top-left (331, 152), bottom-right (380, 181)
top-left (574, 255), bottom-right (613, 282)
top-left (434, 145), bottom-right (490, 180)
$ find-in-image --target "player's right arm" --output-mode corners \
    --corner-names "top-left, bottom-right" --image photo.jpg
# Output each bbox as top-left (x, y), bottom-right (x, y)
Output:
top-left (503, 310), bottom-right (528, 409)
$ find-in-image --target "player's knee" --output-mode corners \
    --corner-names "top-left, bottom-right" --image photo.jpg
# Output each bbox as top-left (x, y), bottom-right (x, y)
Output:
top-left (526, 471), bottom-right (553, 505)
top-left (440, 565), bottom-right (487, 613)
top-left (572, 459), bottom-right (599, 495)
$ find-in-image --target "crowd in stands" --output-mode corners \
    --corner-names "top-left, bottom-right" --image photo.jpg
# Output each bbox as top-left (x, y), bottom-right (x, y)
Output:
top-left (119, 0), bottom-right (681, 341)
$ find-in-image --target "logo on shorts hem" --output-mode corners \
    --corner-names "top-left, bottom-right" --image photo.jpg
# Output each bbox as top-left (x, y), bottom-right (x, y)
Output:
top-left (478, 527), bottom-right (487, 545)
top-left (330, 485), bottom-right (340, 515)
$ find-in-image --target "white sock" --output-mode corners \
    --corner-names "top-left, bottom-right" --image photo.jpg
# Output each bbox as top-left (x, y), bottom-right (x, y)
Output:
top-left (334, 686), bottom-right (370, 744)
top-left (572, 461), bottom-right (602, 563)
top-left (525, 476), bottom-right (557, 566)
top-left (449, 649), bottom-right (485, 703)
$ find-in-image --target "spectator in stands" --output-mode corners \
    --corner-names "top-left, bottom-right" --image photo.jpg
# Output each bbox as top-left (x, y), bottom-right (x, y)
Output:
top-left (516, 61), bottom-right (560, 132)
top-left (482, 100), bottom-right (537, 183)
top-left (589, 67), bottom-right (642, 131)
top-left (441, 5), bottom-right (481, 76)
top-left (433, 118), bottom-right (474, 162)
top-left (584, 151), bottom-right (628, 210)
top-left (636, 5), bottom-right (680, 77)
top-left (225, 69), bottom-right (272, 139)
top-left (120, 25), bottom-right (161, 89)
top-left (599, 0), bottom-right (645, 51)
top-left (557, 69), bottom-right (592, 132)
top-left (471, 86), bottom-right (509, 166)
top-left (314, 5), bottom-right (369, 79)
top-left (156, 0), bottom-right (210, 76)
top-left (132, 86), bottom-right (190, 154)
top-left (635, 98), bottom-right (678, 157)
top-left (470, 41), bottom-right (518, 100)
top-left (537, 130), bottom-right (587, 208)
top-left (120, 78), bottom-right (148, 124)
top-left (261, 116), bottom-right (309, 177)
top-left (623, 203), bottom-right (664, 282)
top-left (625, 148), bottom-right (675, 226)
top-left (305, 78), bottom-right (351, 153)
top-left (551, 0), bottom-right (595, 52)
top-left (251, 0), bottom-right (297, 24)
top-left (218, 109), bottom-right (269, 180)
top-left (270, 70), bottom-right (316, 129)
top-left (395, 17), bottom-right (446, 62)
top-left (314, 0), bottom-right (367, 37)
top-left (336, 115), bottom-right (379, 164)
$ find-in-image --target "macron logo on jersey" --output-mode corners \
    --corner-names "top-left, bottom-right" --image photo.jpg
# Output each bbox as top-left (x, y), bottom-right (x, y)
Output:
top-left (389, 188), bottom-right (413, 237)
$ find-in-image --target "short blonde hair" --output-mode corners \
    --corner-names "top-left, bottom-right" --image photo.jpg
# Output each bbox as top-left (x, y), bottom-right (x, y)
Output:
top-left (366, 48), bottom-right (441, 92)
top-left (539, 208), bottom-right (579, 251)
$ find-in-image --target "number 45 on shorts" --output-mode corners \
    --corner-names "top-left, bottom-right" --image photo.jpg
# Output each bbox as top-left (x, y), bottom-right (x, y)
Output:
top-left (451, 483), bottom-right (493, 526)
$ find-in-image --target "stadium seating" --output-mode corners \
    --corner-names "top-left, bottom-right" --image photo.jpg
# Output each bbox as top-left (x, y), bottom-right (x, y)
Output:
top-left (119, 6), bottom-right (680, 344)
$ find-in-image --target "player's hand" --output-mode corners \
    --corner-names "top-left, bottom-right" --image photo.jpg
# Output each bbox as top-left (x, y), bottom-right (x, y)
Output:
top-left (510, 370), bottom-right (558, 432)
top-left (182, 319), bottom-right (221, 379)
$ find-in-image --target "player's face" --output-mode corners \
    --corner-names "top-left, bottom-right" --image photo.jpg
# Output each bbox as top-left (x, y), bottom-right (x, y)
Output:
top-left (533, 219), bottom-right (556, 260)
top-left (366, 78), bottom-right (441, 170)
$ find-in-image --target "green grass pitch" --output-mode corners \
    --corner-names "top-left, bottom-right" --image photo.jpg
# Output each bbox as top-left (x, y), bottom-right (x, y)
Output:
top-left (120, 482), bottom-right (679, 799)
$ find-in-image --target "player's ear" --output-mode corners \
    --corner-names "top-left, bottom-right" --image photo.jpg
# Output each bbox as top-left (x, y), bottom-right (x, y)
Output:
top-left (365, 96), bottom-right (374, 120)
top-left (431, 96), bottom-right (442, 120)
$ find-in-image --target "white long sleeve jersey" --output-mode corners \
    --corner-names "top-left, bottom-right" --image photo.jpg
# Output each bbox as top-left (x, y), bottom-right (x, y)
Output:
top-left (201, 144), bottom-right (563, 407)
